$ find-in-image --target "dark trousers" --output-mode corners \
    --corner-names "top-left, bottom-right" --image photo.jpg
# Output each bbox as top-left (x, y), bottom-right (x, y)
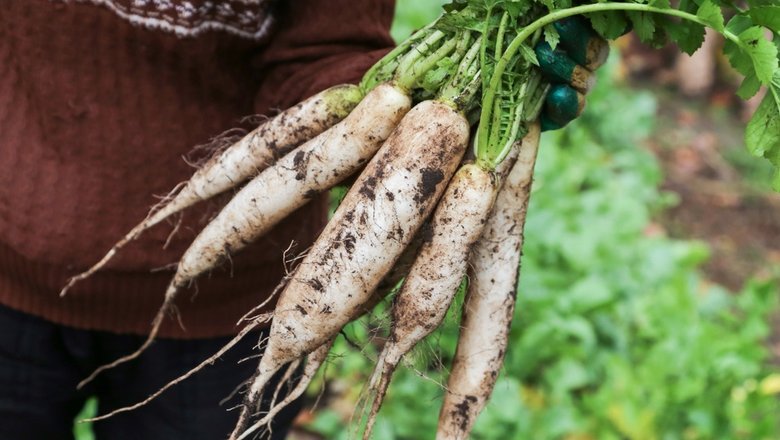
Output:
top-left (0, 304), bottom-right (301, 440)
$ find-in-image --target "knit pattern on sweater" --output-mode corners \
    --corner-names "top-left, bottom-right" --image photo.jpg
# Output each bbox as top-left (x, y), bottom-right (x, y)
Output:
top-left (56, 0), bottom-right (276, 39)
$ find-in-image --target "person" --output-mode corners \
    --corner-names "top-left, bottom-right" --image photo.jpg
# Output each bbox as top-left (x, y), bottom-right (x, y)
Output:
top-left (0, 1), bottom-right (606, 439)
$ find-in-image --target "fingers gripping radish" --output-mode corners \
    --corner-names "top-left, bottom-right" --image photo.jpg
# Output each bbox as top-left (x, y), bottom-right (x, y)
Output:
top-left (360, 163), bottom-right (498, 439)
top-left (437, 126), bottom-right (541, 439)
top-left (60, 85), bottom-right (362, 296)
top-left (230, 100), bottom-right (470, 439)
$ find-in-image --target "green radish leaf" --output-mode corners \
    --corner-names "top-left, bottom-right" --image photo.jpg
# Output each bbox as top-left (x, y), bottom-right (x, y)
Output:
top-left (724, 32), bottom-right (753, 74)
top-left (738, 26), bottom-right (779, 84)
top-left (665, 17), bottom-right (706, 54)
top-left (737, 72), bottom-right (762, 99)
top-left (656, 0), bottom-right (706, 55)
top-left (555, 0), bottom-right (573, 9)
top-left (749, 6), bottom-right (780, 32)
top-left (650, 0), bottom-right (671, 9)
top-left (588, 12), bottom-right (630, 40)
top-left (726, 14), bottom-right (754, 35)
top-left (745, 74), bottom-right (780, 189)
top-left (697, 0), bottom-right (725, 32)
top-left (539, 0), bottom-right (556, 12)
top-left (544, 24), bottom-right (560, 50)
top-left (502, 1), bottom-right (536, 21)
top-left (519, 44), bottom-right (539, 66)
top-left (627, 11), bottom-right (656, 43)
top-left (648, 27), bottom-right (670, 49)
top-left (678, 0), bottom-right (698, 14)
top-left (725, 25), bottom-right (779, 85)
top-left (747, 0), bottom-right (779, 9)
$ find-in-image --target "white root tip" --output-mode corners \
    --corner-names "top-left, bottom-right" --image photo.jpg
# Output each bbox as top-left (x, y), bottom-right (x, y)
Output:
top-left (59, 184), bottom-right (194, 297)
top-left (229, 405), bottom-right (253, 440)
top-left (247, 366), bottom-right (279, 403)
top-left (60, 208), bottom-right (178, 297)
top-left (81, 321), bottom-right (259, 424)
top-left (269, 360), bottom-right (301, 412)
top-left (236, 370), bottom-right (304, 440)
top-left (77, 303), bottom-right (167, 389)
top-left (229, 365), bottom-right (281, 440)
top-left (77, 279), bottom-right (183, 389)
top-left (60, 232), bottom-right (133, 297)
top-left (237, 343), bottom-right (332, 440)
top-left (361, 347), bottom-right (401, 440)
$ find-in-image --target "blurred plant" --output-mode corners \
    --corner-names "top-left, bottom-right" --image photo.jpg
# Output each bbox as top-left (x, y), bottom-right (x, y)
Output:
top-left (390, 0), bottom-right (448, 44)
top-left (308, 50), bottom-right (780, 440)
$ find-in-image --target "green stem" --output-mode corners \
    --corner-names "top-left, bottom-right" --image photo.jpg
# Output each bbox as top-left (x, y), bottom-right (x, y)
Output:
top-left (477, 2), bottom-right (741, 156)
top-left (404, 37), bottom-right (459, 88)
top-left (439, 41), bottom-right (483, 110)
top-left (523, 74), bottom-right (548, 122)
top-left (495, 12), bottom-right (510, 62)
top-left (480, 6), bottom-right (495, 94)
top-left (397, 30), bottom-right (446, 86)
top-left (488, 99), bottom-right (502, 156)
top-left (453, 31), bottom-right (473, 65)
top-left (481, 71), bottom-right (547, 167)
top-left (360, 24), bottom-right (437, 92)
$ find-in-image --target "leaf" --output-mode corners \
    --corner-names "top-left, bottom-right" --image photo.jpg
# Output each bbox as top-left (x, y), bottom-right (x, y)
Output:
top-left (540, 0), bottom-right (556, 12)
top-left (678, 0), bottom-right (698, 14)
top-left (588, 11), bottom-right (630, 40)
top-left (650, 0), bottom-right (671, 9)
top-left (724, 22), bottom-right (779, 86)
top-left (724, 40), bottom-right (753, 76)
top-left (519, 43), bottom-right (539, 66)
top-left (737, 72), bottom-right (762, 99)
top-left (664, 17), bottom-right (706, 55)
top-left (745, 75), bottom-right (780, 187)
top-left (760, 373), bottom-right (780, 395)
top-left (502, 1), bottom-right (535, 20)
top-left (544, 24), bottom-right (560, 50)
top-left (726, 14), bottom-right (753, 36)
top-left (697, 0), bottom-right (725, 32)
top-left (749, 6), bottom-right (780, 33)
top-left (747, 0), bottom-right (777, 7)
top-left (649, 27), bottom-right (670, 49)
top-left (738, 26), bottom-right (779, 84)
top-left (627, 11), bottom-right (656, 44)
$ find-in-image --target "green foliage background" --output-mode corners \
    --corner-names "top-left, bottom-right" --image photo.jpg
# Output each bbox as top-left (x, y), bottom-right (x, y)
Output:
top-left (307, 2), bottom-right (780, 439)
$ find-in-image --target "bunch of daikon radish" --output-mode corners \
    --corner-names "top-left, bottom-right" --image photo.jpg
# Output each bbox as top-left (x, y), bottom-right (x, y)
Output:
top-left (65, 0), bottom-right (780, 438)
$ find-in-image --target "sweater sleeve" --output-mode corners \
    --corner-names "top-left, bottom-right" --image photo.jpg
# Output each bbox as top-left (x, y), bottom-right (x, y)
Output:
top-left (253, 0), bottom-right (396, 114)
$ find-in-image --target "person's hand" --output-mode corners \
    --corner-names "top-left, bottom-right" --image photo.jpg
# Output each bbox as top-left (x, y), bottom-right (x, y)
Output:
top-left (534, 17), bottom-right (610, 131)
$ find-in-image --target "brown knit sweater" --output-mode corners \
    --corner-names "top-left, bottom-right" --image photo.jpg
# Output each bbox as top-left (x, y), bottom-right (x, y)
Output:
top-left (0, 0), bottom-right (395, 338)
